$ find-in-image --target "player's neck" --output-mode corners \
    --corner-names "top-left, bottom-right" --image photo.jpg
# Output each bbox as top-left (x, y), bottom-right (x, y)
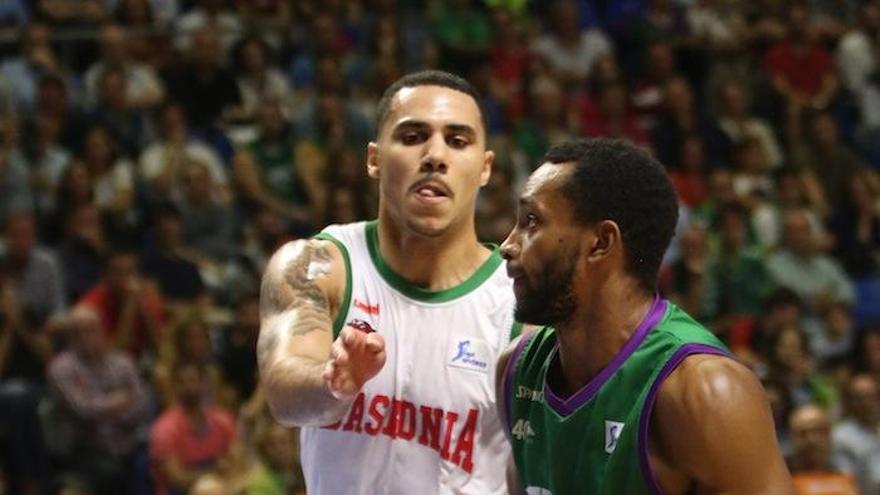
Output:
top-left (554, 282), bottom-right (655, 397)
top-left (376, 214), bottom-right (490, 292)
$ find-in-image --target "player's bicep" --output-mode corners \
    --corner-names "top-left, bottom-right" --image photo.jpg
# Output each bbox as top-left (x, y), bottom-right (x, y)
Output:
top-left (257, 239), bottom-right (345, 368)
top-left (654, 356), bottom-right (794, 495)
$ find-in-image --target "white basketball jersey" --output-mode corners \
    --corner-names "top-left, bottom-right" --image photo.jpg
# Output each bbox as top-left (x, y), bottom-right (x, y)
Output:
top-left (300, 221), bottom-right (519, 495)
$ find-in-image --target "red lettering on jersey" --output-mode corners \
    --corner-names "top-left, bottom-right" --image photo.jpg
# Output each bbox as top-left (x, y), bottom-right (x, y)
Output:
top-left (365, 394), bottom-right (390, 436)
top-left (440, 410), bottom-right (460, 460)
top-left (322, 421), bottom-right (342, 430)
top-left (354, 299), bottom-right (380, 315)
top-left (396, 401), bottom-right (417, 440)
top-left (382, 399), bottom-right (402, 438)
top-left (418, 406), bottom-right (443, 450)
top-left (451, 409), bottom-right (478, 473)
top-left (342, 393), bottom-right (366, 433)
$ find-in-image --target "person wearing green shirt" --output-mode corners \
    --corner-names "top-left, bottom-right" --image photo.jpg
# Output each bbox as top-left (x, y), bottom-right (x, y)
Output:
top-left (497, 138), bottom-right (793, 494)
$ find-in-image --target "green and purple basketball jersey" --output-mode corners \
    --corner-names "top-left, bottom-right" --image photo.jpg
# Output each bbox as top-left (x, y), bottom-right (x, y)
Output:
top-left (502, 297), bottom-right (728, 495)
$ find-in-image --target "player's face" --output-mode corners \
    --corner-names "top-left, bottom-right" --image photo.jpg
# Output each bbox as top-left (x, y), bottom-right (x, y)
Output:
top-left (501, 163), bottom-right (584, 325)
top-left (368, 86), bottom-right (493, 237)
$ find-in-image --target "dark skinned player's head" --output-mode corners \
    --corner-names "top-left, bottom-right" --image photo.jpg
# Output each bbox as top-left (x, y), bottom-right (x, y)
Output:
top-left (501, 138), bottom-right (679, 325)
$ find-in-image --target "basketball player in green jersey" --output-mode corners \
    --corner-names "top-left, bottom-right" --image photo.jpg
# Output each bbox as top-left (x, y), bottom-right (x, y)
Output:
top-left (497, 139), bottom-right (794, 494)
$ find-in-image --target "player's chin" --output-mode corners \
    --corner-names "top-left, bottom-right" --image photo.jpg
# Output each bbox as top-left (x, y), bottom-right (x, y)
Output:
top-left (404, 212), bottom-right (455, 238)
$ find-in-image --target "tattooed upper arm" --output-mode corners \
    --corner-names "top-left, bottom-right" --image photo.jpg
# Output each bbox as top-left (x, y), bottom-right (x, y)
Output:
top-left (257, 239), bottom-right (345, 369)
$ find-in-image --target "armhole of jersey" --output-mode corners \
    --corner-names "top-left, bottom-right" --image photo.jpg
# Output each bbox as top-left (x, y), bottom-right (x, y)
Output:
top-left (502, 330), bottom-right (538, 434)
top-left (636, 344), bottom-right (729, 495)
top-left (313, 232), bottom-right (352, 339)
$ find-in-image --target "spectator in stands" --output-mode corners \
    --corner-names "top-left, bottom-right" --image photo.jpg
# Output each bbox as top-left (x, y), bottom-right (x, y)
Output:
top-left (829, 172), bottom-right (880, 277)
top-left (630, 40), bottom-right (678, 133)
top-left (219, 295), bottom-right (259, 407)
top-left (809, 302), bottom-right (857, 368)
top-left (668, 136), bottom-right (709, 207)
top-left (763, 3), bottom-right (838, 121)
top-left (76, 250), bottom-right (164, 359)
top-left (231, 35), bottom-right (289, 124)
top-left (174, 0), bottom-right (242, 53)
top-left (793, 111), bottom-right (869, 212)
top-left (163, 28), bottom-right (241, 132)
top-left (89, 66), bottom-right (151, 156)
top-left (0, 115), bottom-right (33, 225)
top-left (715, 79), bottom-right (783, 169)
top-left (83, 24), bottom-right (164, 111)
top-left (139, 203), bottom-right (205, 303)
top-left (233, 99), bottom-right (314, 226)
top-left (46, 306), bottom-right (148, 495)
top-left (1, 211), bottom-right (65, 327)
top-left (79, 125), bottom-right (137, 243)
top-left (31, 74), bottom-right (87, 154)
top-left (833, 374), bottom-right (880, 495)
top-left (767, 208), bottom-right (855, 310)
top-left (0, 24), bottom-right (68, 112)
top-left (766, 324), bottom-right (837, 410)
top-left (653, 76), bottom-right (729, 168)
top-left (177, 159), bottom-right (238, 264)
top-left (57, 203), bottom-right (107, 303)
top-left (731, 137), bottom-right (773, 206)
top-left (21, 114), bottom-right (71, 225)
top-left (788, 404), bottom-right (859, 495)
top-left (153, 309), bottom-right (222, 409)
top-left (514, 75), bottom-right (576, 170)
top-left (531, 0), bottom-right (613, 87)
top-left (150, 361), bottom-right (237, 495)
top-left (138, 102), bottom-right (228, 206)
top-left (0, 266), bottom-right (51, 495)
top-left (705, 203), bottom-right (772, 322)
top-left (579, 80), bottom-right (649, 147)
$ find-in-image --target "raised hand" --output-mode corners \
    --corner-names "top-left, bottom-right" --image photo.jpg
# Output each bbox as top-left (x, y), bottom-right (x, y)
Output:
top-left (322, 326), bottom-right (386, 399)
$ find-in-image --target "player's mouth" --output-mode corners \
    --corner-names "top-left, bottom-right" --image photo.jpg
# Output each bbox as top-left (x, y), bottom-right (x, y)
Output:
top-left (410, 179), bottom-right (452, 204)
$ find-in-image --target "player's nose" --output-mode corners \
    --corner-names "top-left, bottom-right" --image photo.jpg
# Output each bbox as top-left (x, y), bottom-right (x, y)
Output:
top-left (420, 134), bottom-right (449, 173)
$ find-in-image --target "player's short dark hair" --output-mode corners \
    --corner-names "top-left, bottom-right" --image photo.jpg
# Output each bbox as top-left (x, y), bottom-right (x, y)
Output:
top-left (544, 138), bottom-right (679, 291)
top-left (374, 70), bottom-right (486, 137)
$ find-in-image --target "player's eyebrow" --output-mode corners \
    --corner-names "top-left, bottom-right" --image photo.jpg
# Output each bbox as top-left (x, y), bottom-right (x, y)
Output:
top-left (444, 124), bottom-right (477, 138)
top-left (391, 120), bottom-right (477, 138)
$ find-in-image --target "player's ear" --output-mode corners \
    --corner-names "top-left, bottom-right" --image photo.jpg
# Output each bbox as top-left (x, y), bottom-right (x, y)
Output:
top-left (367, 142), bottom-right (380, 179)
top-left (586, 220), bottom-right (620, 261)
top-left (479, 150), bottom-right (494, 187)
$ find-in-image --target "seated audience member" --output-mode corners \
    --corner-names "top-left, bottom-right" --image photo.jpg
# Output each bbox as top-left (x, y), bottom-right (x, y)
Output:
top-left (149, 361), bottom-right (237, 495)
top-left (833, 374), bottom-right (880, 495)
top-left (767, 208), bottom-right (855, 310)
top-left (46, 307), bottom-right (148, 495)
top-left (139, 203), bottom-right (205, 304)
top-left (788, 405), bottom-right (859, 495)
top-left (77, 250), bottom-right (165, 359)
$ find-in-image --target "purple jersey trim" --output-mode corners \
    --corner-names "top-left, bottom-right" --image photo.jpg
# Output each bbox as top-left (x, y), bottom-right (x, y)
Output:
top-left (637, 343), bottom-right (728, 495)
top-left (503, 331), bottom-right (537, 431)
top-left (544, 296), bottom-right (667, 417)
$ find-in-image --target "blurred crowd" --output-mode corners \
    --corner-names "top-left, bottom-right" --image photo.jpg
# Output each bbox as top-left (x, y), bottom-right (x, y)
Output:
top-left (0, 0), bottom-right (879, 494)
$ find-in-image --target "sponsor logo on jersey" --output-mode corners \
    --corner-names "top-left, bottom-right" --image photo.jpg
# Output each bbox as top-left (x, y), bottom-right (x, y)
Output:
top-left (321, 393), bottom-right (480, 473)
top-left (448, 338), bottom-right (489, 372)
top-left (515, 385), bottom-right (543, 402)
top-left (354, 299), bottom-right (380, 315)
top-left (526, 488), bottom-right (553, 495)
top-left (604, 420), bottom-right (624, 454)
top-left (347, 319), bottom-right (376, 333)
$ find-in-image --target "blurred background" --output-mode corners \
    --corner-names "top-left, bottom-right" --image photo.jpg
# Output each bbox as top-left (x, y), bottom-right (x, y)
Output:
top-left (0, 0), bottom-right (878, 494)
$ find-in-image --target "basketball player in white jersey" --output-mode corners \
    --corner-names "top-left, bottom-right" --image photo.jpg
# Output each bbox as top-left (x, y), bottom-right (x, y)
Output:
top-left (257, 71), bottom-right (521, 495)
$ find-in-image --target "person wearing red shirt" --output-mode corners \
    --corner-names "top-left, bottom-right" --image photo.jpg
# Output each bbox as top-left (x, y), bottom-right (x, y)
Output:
top-left (150, 361), bottom-right (237, 495)
top-left (76, 250), bottom-right (164, 359)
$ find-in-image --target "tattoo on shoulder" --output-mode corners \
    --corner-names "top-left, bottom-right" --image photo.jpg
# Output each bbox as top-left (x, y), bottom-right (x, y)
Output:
top-left (258, 241), bottom-right (336, 361)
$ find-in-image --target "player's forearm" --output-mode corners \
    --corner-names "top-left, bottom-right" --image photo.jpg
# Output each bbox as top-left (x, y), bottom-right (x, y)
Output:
top-left (262, 354), bottom-right (354, 427)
